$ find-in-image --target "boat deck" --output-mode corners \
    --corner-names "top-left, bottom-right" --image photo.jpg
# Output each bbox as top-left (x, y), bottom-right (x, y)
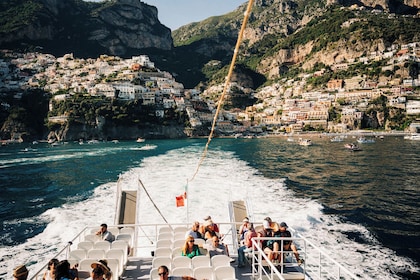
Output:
top-left (122, 256), bottom-right (258, 280)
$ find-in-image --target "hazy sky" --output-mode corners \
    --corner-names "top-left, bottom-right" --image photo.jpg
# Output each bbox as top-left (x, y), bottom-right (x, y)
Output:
top-left (87, 1), bottom-right (246, 30)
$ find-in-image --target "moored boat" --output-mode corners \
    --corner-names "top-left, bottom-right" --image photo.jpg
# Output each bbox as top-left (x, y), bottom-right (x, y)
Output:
top-left (330, 136), bottom-right (344, 142)
top-left (136, 137), bottom-right (146, 143)
top-left (344, 143), bottom-right (362, 151)
top-left (298, 138), bottom-right (312, 146)
top-left (356, 137), bottom-right (375, 144)
top-left (403, 133), bottom-right (420, 140)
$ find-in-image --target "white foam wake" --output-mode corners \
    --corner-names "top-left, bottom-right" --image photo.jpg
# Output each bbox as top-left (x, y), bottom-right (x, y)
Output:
top-left (0, 145), bottom-right (416, 279)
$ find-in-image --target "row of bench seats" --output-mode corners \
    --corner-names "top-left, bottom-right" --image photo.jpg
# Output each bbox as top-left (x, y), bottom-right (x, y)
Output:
top-left (68, 227), bottom-right (134, 280)
top-left (150, 255), bottom-right (235, 280)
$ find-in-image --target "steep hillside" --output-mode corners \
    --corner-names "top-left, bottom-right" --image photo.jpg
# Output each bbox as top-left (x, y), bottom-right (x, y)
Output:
top-left (171, 0), bottom-right (419, 89)
top-left (0, 0), bottom-right (173, 57)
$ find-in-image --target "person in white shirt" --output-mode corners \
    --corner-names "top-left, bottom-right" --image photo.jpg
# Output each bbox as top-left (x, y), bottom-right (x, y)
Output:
top-left (95, 223), bottom-right (115, 242)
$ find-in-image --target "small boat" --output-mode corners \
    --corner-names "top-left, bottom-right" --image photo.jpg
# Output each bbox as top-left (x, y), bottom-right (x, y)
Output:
top-left (357, 137), bottom-right (375, 144)
top-left (136, 137), bottom-right (146, 143)
top-left (138, 144), bottom-right (157, 150)
top-left (330, 136), bottom-right (344, 142)
top-left (404, 134), bottom-right (420, 141)
top-left (344, 143), bottom-right (362, 151)
top-left (298, 138), bottom-right (312, 146)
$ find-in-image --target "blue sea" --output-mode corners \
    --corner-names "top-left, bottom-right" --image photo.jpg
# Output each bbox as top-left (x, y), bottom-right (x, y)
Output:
top-left (0, 136), bottom-right (419, 279)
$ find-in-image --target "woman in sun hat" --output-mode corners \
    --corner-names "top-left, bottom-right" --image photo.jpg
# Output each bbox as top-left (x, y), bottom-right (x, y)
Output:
top-left (13, 264), bottom-right (29, 280)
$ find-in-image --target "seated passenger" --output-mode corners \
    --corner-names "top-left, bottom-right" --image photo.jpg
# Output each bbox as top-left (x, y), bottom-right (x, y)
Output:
top-left (91, 260), bottom-right (111, 280)
top-left (181, 236), bottom-right (201, 258)
top-left (202, 219), bottom-right (221, 240)
top-left (237, 223), bottom-right (257, 267)
top-left (274, 222), bottom-right (304, 264)
top-left (42, 258), bottom-right (59, 280)
top-left (95, 223), bottom-right (115, 243)
top-left (158, 265), bottom-right (196, 280)
top-left (204, 236), bottom-right (229, 258)
top-left (13, 265), bottom-right (29, 280)
top-left (185, 221), bottom-right (203, 240)
top-left (238, 217), bottom-right (249, 244)
top-left (55, 260), bottom-right (78, 280)
top-left (200, 216), bottom-right (219, 235)
top-left (261, 219), bottom-right (277, 262)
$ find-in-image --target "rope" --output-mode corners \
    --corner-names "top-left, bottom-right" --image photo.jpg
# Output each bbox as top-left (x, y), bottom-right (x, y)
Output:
top-left (137, 178), bottom-right (172, 230)
top-left (190, 0), bottom-right (255, 182)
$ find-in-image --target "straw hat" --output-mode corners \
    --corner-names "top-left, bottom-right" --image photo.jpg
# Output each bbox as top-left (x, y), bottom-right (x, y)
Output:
top-left (91, 260), bottom-right (110, 273)
top-left (13, 265), bottom-right (28, 279)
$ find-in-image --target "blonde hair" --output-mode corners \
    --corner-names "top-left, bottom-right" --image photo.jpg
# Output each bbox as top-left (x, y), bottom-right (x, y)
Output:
top-left (182, 235), bottom-right (195, 255)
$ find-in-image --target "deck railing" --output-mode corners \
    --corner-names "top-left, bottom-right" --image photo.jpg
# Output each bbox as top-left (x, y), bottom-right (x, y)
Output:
top-left (29, 222), bottom-right (358, 280)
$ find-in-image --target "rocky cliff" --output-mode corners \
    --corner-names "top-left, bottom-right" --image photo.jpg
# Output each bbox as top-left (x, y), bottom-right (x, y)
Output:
top-left (0, 0), bottom-right (173, 57)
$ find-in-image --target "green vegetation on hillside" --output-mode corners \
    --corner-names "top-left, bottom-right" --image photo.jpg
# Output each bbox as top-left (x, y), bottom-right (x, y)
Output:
top-left (0, 0), bottom-right (42, 33)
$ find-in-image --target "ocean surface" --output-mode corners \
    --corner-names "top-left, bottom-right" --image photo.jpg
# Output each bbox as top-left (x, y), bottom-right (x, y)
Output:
top-left (0, 135), bottom-right (419, 279)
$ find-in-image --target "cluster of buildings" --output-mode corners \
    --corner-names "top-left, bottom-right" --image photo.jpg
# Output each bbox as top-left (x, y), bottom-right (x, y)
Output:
top-left (1, 40), bottom-right (419, 137)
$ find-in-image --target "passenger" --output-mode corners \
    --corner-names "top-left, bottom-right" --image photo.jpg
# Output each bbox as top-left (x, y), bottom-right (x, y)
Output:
top-left (202, 219), bottom-right (221, 240)
top-left (200, 216), bottom-right (219, 235)
top-left (275, 222), bottom-right (304, 265)
top-left (55, 260), bottom-right (74, 280)
top-left (181, 235), bottom-right (201, 258)
top-left (13, 265), bottom-right (29, 280)
top-left (157, 265), bottom-right (196, 280)
top-left (85, 266), bottom-right (104, 280)
top-left (205, 236), bottom-right (229, 258)
top-left (238, 217), bottom-right (249, 243)
top-left (264, 216), bottom-right (280, 232)
top-left (185, 221), bottom-right (203, 240)
top-left (43, 259), bottom-right (59, 280)
top-left (257, 219), bottom-right (272, 249)
top-left (95, 223), bottom-right (115, 243)
top-left (237, 222), bottom-right (257, 268)
top-left (90, 260), bottom-right (111, 280)
top-left (261, 219), bottom-right (278, 262)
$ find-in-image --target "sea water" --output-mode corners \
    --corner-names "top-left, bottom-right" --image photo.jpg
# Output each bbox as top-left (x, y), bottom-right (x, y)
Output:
top-left (0, 136), bottom-right (418, 279)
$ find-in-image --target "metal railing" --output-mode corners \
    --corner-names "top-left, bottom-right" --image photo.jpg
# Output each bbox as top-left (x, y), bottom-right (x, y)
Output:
top-left (30, 222), bottom-right (358, 280)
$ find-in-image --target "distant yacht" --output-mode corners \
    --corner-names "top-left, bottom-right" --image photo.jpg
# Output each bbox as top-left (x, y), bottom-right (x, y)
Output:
top-left (136, 137), bottom-right (145, 143)
top-left (299, 138), bottom-right (312, 146)
top-left (404, 134), bottom-right (420, 141)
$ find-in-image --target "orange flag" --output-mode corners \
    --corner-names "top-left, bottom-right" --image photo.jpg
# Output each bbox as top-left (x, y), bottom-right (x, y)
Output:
top-left (176, 195), bottom-right (185, 207)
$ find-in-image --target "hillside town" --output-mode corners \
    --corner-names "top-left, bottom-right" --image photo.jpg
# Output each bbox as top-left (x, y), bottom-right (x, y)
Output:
top-left (0, 41), bottom-right (420, 141)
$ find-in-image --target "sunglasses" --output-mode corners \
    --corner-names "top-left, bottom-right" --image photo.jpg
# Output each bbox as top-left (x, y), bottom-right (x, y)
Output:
top-left (188, 240), bottom-right (194, 242)
top-left (158, 272), bottom-right (167, 276)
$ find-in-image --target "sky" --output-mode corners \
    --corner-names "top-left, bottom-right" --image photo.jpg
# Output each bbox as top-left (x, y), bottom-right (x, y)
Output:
top-left (87, 1), bottom-right (246, 30)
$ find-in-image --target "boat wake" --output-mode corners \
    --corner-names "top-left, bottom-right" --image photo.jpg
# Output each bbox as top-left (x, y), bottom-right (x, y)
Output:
top-left (0, 145), bottom-right (417, 279)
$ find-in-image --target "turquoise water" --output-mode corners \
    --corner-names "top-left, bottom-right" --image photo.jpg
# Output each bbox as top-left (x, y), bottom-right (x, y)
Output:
top-left (0, 136), bottom-right (419, 279)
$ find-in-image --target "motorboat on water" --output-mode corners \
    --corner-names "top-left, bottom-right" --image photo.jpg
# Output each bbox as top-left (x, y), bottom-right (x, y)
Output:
top-left (136, 137), bottom-right (146, 143)
top-left (29, 181), bottom-right (358, 280)
top-left (330, 136), bottom-right (344, 142)
top-left (298, 138), bottom-right (312, 146)
top-left (344, 143), bottom-right (362, 151)
top-left (356, 137), bottom-right (375, 144)
top-left (404, 133), bottom-right (420, 140)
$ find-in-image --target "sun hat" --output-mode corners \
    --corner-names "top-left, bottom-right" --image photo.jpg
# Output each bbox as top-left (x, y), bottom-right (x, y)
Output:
top-left (280, 222), bottom-right (288, 228)
top-left (204, 219), bottom-right (214, 227)
top-left (13, 265), bottom-right (28, 278)
top-left (264, 217), bottom-right (272, 223)
top-left (263, 220), bottom-right (271, 229)
top-left (243, 217), bottom-right (249, 222)
top-left (203, 215), bottom-right (212, 221)
top-left (91, 260), bottom-right (110, 273)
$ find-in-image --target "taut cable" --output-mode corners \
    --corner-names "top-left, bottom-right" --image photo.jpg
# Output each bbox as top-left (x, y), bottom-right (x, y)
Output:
top-left (190, 0), bottom-right (254, 182)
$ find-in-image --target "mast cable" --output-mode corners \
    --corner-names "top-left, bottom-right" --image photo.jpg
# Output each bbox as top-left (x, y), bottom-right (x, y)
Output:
top-left (189, 0), bottom-right (254, 182)
top-left (138, 178), bottom-right (172, 229)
